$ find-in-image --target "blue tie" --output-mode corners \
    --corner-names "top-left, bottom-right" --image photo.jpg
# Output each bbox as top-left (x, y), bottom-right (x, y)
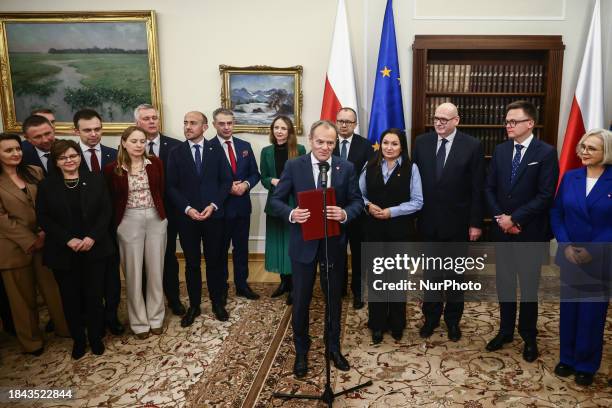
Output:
top-left (340, 139), bottom-right (348, 160)
top-left (435, 138), bottom-right (448, 181)
top-left (194, 144), bottom-right (202, 176)
top-left (511, 144), bottom-right (524, 183)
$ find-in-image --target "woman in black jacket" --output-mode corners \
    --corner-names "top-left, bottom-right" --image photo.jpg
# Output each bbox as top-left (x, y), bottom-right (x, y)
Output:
top-left (36, 139), bottom-right (114, 359)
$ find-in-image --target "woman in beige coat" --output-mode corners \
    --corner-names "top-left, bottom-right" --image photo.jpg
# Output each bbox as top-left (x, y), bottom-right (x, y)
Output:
top-left (0, 133), bottom-right (68, 355)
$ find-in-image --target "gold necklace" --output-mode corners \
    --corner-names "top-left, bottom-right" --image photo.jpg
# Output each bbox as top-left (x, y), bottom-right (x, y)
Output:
top-left (64, 177), bottom-right (79, 189)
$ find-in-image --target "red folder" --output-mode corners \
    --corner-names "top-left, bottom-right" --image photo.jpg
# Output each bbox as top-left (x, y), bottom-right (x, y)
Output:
top-left (297, 188), bottom-right (341, 241)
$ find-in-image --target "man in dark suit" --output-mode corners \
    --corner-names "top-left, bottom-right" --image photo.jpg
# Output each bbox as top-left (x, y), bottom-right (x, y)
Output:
top-left (209, 108), bottom-right (261, 301)
top-left (270, 120), bottom-right (363, 378)
top-left (135, 103), bottom-right (185, 316)
top-left (413, 102), bottom-right (485, 342)
top-left (332, 107), bottom-right (373, 309)
top-left (166, 111), bottom-right (233, 326)
top-left (484, 100), bottom-right (558, 362)
top-left (21, 115), bottom-right (56, 175)
top-left (73, 109), bottom-right (123, 335)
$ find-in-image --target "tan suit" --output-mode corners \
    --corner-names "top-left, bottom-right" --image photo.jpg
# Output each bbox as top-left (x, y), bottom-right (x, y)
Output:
top-left (0, 166), bottom-right (68, 352)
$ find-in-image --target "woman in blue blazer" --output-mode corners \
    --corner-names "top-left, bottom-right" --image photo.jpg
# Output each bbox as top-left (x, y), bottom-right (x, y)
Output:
top-left (550, 128), bottom-right (612, 386)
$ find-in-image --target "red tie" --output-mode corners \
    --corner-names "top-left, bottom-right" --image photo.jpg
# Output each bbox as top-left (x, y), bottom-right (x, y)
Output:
top-left (225, 141), bottom-right (237, 174)
top-left (89, 148), bottom-right (101, 172)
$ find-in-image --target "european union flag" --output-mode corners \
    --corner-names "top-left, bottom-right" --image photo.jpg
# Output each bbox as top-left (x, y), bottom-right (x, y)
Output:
top-left (367, 0), bottom-right (405, 147)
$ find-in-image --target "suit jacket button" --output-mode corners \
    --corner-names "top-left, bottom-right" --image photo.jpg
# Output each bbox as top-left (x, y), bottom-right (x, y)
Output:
top-left (507, 195), bottom-right (512, 199)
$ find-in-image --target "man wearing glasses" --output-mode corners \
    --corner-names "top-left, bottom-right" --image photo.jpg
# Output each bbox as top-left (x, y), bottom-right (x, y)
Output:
top-left (73, 109), bottom-right (124, 336)
top-left (333, 107), bottom-right (373, 309)
top-left (413, 102), bottom-right (485, 342)
top-left (484, 100), bottom-right (558, 362)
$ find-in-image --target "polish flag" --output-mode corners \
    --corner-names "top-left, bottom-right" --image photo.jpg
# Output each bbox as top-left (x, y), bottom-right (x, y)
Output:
top-left (321, 0), bottom-right (359, 132)
top-left (558, 0), bottom-right (603, 183)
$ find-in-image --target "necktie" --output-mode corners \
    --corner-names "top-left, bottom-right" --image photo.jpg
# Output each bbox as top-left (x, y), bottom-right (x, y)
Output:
top-left (511, 144), bottom-right (524, 183)
top-left (435, 138), bottom-right (448, 181)
top-left (89, 148), bottom-right (100, 172)
top-left (193, 144), bottom-right (202, 176)
top-left (42, 153), bottom-right (50, 171)
top-left (225, 141), bottom-right (237, 174)
top-left (340, 139), bottom-right (348, 160)
top-left (316, 165), bottom-right (323, 189)
top-left (148, 141), bottom-right (156, 156)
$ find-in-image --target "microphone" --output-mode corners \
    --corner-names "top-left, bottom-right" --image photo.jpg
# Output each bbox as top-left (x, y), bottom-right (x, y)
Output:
top-left (318, 161), bottom-right (330, 187)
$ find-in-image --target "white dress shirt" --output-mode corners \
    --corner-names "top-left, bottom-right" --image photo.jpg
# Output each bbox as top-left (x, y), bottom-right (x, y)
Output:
top-left (79, 141), bottom-right (102, 171)
top-left (35, 147), bottom-right (49, 171)
top-left (436, 129), bottom-right (457, 166)
top-left (513, 134), bottom-right (534, 163)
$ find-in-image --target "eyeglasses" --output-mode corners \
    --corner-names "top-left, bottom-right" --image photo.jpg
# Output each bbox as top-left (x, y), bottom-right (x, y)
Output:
top-left (433, 116), bottom-right (456, 125)
top-left (578, 143), bottom-right (603, 153)
top-left (504, 119), bottom-right (531, 128)
top-left (57, 153), bottom-right (80, 162)
top-left (336, 120), bottom-right (356, 126)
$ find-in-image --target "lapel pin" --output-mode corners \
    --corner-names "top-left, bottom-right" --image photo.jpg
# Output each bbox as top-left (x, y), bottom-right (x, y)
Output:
top-left (608, 193), bottom-right (611, 198)
top-left (336, 166), bottom-right (340, 170)
top-left (82, 182), bottom-right (87, 186)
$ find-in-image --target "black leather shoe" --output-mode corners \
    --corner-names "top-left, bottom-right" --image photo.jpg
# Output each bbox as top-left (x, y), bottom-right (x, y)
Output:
top-left (372, 330), bottom-right (383, 344)
top-left (271, 281), bottom-right (289, 298)
top-left (45, 319), bottom-right (54, 333)
top-left (293, 353), bottom-right (308, 378)
top-left (212, 303), bottom-right (229, 321)
top-left (71, 343), bottom-right (85, 360)
top-left (391, 330), bottom-right (403, 341)
top-left (329, 351), bottom-right (350, 371)
top-left (419, 321), bottom-right (439, 338)
top-left (522, 341), bottom-right (538, 362)
top-left (90, 341), bottom-right (105, 356)
top-left (447, 324), bottom-right (462, 342)
top-left (106, 318), bottom-right (125, 336)
top-left (236, 285), bottom-right (260, 300)
top-left (554, 362), bottom-right (575, 377)
top-left (353, 299), bottom-right (364, 310)
top-left (286, 292), bottom-right (293, 305)
top-left (25, 347), bottom-right (44, 357)
top-left (486, 333), bottom-right (514, 351)
top-left (170, 301), bottom-right (186, 316)
top-left (575, 371), bottom-right (594, 386)
top-left (180, 307), bottom-right (201, 327)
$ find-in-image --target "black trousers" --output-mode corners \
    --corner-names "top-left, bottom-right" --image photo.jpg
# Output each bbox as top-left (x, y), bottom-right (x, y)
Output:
top-left (178, 217), bottom-right (225, 307)
top-left (421, 233), bottom-right (466, 326)
top-left (495, 243), bottom-right (542, 341)
top-left (0, 276), bottom-right (15, 333)
top-left (54, 255), bottom-right (105, 345)
top-left (368, 301), bottom-right (406, 332)
top-left (104, 243), bottom-right (121, 323)
top-left (343, 216), bottom-right (365, 299)
top-left (291, 239), bottom-right (344, 355)
top-left (162, 217), bottom-right (181, 306)
top-left (222, 216), bottom-right (250, 291)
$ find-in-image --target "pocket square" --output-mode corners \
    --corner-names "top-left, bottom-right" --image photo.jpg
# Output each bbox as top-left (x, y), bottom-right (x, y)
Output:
top-left (527, 162), bottom-right (539, 166)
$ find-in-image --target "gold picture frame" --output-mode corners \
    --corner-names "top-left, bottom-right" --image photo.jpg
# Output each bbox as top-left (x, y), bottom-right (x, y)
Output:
top-left (0, 11), bottom-right (162, 135)
top-left (220, 65), bottom-right (303, 135)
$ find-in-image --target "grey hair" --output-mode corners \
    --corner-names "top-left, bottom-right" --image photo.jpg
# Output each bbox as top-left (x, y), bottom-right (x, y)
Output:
top-left (133, 103), bottom-right (157, 122)
top-left (576, 128), bottom-right (612, 165)
top-left (309, 120), bottom-right (338, 138)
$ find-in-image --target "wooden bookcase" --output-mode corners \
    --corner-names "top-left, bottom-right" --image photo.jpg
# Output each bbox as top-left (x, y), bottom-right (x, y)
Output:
top-left (411, 35), bottom-right (565, 157)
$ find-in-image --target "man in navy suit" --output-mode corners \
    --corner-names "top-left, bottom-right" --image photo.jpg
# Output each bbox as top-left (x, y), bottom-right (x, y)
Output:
top-left (166, 111), bottom-right (233, 326)
top-left (484, 100), bottom-right (558, 362)
top-left (413, 102), bottom-right (485, 342)
top-left (210, 108), bottom-right (261, 301)
top-left (270, 120), bottom-right (363, 378)
top-left (21, 115), bottom-right (57, 175)
top-left (135, 104), bottom-right (185, 316)
top-left (73, 109), bottom-right (123, 335)
top-left (332, 107), bottom-right (374, 309)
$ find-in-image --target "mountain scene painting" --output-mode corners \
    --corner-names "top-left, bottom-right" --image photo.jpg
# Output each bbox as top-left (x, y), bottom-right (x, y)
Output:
top-left (229, 74), bottom-right (295, 126)
top-left (6, 22), bottom-right (152, 122)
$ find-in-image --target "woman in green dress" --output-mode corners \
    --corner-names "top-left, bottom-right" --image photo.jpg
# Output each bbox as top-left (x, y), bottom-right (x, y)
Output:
top-left (260, 116), bottom-right (306, 305)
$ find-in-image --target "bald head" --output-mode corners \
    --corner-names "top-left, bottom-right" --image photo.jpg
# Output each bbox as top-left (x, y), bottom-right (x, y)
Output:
top-left (434, 102), bottom-right (459, 137)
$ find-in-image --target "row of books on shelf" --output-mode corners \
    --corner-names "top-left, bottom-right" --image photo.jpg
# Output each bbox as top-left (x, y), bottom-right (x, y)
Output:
top-left (426, 96), bottom-right (543, 125)
top-left (426, 64), bottom-right (545, 93)
top-left (424, 127), bottom-right (541, 157)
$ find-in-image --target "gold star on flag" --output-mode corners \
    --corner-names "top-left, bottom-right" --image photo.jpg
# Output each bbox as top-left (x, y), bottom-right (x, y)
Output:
top-left (373, 142), bottom-right (380, 151)
top-left (380, 66), bottom-right (391, 77)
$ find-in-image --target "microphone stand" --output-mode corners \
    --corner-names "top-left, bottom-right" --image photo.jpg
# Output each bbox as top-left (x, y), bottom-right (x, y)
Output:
top-left (274, 162), bottom-right (372, 407)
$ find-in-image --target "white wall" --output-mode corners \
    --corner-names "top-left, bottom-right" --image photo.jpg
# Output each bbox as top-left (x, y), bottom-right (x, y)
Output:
top-left (1, 0), bottom-right (610, 252)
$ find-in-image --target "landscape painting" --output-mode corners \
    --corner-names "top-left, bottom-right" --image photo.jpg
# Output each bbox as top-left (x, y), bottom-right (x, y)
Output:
top-left (0, 12), bottom-right (162, 134)
top-left (220, 65), bottom-right (303, 134)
